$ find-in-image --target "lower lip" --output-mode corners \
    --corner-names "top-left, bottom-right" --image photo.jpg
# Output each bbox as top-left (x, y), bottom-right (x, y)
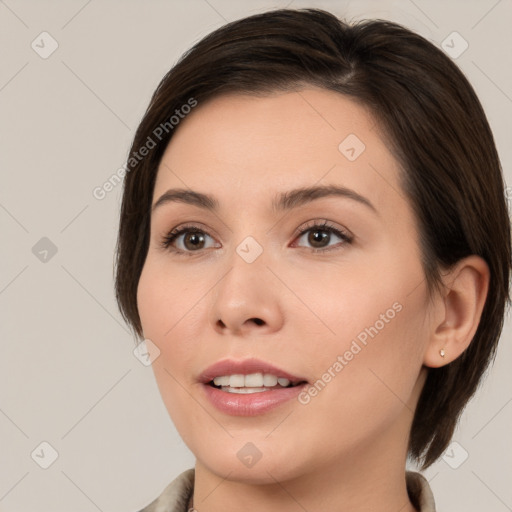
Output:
top-left (202, 383), bottom-right (308, 416)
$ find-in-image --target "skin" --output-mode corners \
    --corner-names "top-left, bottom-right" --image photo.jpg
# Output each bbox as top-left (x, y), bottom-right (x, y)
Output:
top-left (137, 87), bottom-right (489, 512)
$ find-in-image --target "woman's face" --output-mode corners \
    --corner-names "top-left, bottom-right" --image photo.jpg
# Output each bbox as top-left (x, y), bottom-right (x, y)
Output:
top-left (137, 88), bottom-right (433, 482)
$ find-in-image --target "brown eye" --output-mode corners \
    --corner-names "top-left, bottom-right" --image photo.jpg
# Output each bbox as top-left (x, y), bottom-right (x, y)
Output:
top-left (306, 228), bottom-right (331, 248)
top-left (182, 231), bottom-right (207, 250)
top-left (294, 220), bottom-right (352, 252)
top-left (161, 226), bottom-right (219, 254)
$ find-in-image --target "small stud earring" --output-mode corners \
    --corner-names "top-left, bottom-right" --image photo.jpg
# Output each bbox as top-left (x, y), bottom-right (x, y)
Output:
top-left (440, 348), bottom-right (445, 357)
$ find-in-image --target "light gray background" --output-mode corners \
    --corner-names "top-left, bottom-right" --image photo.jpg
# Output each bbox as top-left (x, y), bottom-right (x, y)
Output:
top-left (1, 0), bottom-right (511, 511)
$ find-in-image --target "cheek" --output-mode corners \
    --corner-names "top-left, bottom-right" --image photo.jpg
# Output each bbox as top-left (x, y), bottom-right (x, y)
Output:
top-left (293, 248), bottom-right (424, 354)
top-left (137, 258), bottom-right (203, 341)
top-left (310, 295), bottom-right (426, 436)
top-left (137, 262), bottom-right (205, 427)
top-left (296, 248), bottom-right (428, 418)
top-left (136, 257), bottom-right (211, 382)
top-left (137, 262), bottom-right (190, 390)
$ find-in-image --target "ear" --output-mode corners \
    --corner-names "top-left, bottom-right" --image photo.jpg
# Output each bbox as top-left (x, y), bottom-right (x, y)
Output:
top-left (423, 255), bottom-right (490, 368)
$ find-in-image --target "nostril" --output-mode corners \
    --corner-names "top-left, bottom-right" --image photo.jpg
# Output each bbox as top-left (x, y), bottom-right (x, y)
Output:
top-left (251, 318), bottom-right (264, 325)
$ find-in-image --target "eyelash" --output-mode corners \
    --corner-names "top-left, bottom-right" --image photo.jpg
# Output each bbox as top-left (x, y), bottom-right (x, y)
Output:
top-left (159, 220), bottom-right (353, 256)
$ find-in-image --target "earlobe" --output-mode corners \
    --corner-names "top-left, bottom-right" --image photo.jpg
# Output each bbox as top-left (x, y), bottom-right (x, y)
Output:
top-left (423, 255), bottom-right (490, 368)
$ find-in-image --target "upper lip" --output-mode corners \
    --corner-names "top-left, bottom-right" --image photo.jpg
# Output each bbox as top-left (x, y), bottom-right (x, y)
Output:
top-left (199, 358), bottom-right (308, 385)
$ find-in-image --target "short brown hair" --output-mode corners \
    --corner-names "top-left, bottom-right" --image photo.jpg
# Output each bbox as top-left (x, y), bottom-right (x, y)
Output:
top-left (114, 8), bottom-right (511, 468)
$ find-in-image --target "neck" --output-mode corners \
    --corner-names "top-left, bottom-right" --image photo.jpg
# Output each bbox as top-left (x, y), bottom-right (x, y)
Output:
top-left (189, 423), bottom-right (419, 512)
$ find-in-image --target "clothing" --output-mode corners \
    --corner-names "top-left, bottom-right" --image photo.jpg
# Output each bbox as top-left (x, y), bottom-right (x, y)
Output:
top-left (137, 468), bottom-right (436, 512)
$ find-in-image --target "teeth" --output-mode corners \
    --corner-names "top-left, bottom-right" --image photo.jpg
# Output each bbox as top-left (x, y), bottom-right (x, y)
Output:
top-left (213, 376), bottom-right (230, 386)
top-left (229, 374), bottom-right (245, 387)
top-left (244, 373), bottom-right (262, 387)
top-left (263, 374), bottom-right (278, 387)
top-left (211, 373), bottom-right (293, 388)
top-left (221, 386), bottom-right (268, 394)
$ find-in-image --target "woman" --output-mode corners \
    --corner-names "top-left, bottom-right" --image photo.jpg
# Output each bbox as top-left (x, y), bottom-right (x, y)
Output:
top-left (115, 8), bottom-right (511, 512)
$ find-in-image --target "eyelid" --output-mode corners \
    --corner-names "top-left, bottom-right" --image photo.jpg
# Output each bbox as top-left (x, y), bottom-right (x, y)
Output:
top-left (292, 219), bottom-right (353, 241)
top-left (290, 219), bottom-right (353, 252)
top-left (159, 222), bottom-right (219, 255)
top-left (160, 219), bottom-right (353, 255)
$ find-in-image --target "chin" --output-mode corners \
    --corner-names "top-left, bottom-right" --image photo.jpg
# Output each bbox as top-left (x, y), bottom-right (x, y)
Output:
top-left (200, 455), bottom-right (303, 485)
top-left (190, 435), bottom-right (310, 485)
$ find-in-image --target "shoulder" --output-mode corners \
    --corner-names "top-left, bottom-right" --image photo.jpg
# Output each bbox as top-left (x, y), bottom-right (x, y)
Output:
top-left (406, 471), bottom-right (436, 512)
top-left (137, 468), bottom-right (195, 512)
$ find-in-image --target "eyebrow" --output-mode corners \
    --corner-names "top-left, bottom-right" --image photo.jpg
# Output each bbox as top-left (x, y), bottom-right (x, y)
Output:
top-left (151, 185), bottom-right (378, 215)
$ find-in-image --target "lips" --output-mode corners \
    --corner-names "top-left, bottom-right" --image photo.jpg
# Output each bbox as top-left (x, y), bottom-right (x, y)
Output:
top-left (199, 358), bottom-right (309, 416)
top-left (198, 357), bottom-right (308, 386)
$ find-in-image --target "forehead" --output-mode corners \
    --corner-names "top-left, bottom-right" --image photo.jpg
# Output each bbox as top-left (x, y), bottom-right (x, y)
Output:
top-left (153, 88), bottom-right (405, 219)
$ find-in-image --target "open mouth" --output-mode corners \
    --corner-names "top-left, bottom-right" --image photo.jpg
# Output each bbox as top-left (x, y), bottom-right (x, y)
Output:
top-left (201, 365), bottom-right (310, 415)
top-left (207, 374), bottom-right (308, 394)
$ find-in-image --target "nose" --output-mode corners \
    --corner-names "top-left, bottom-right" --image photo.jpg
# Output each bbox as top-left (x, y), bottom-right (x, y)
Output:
top-left (209, 246), bottom-right (284, 337)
